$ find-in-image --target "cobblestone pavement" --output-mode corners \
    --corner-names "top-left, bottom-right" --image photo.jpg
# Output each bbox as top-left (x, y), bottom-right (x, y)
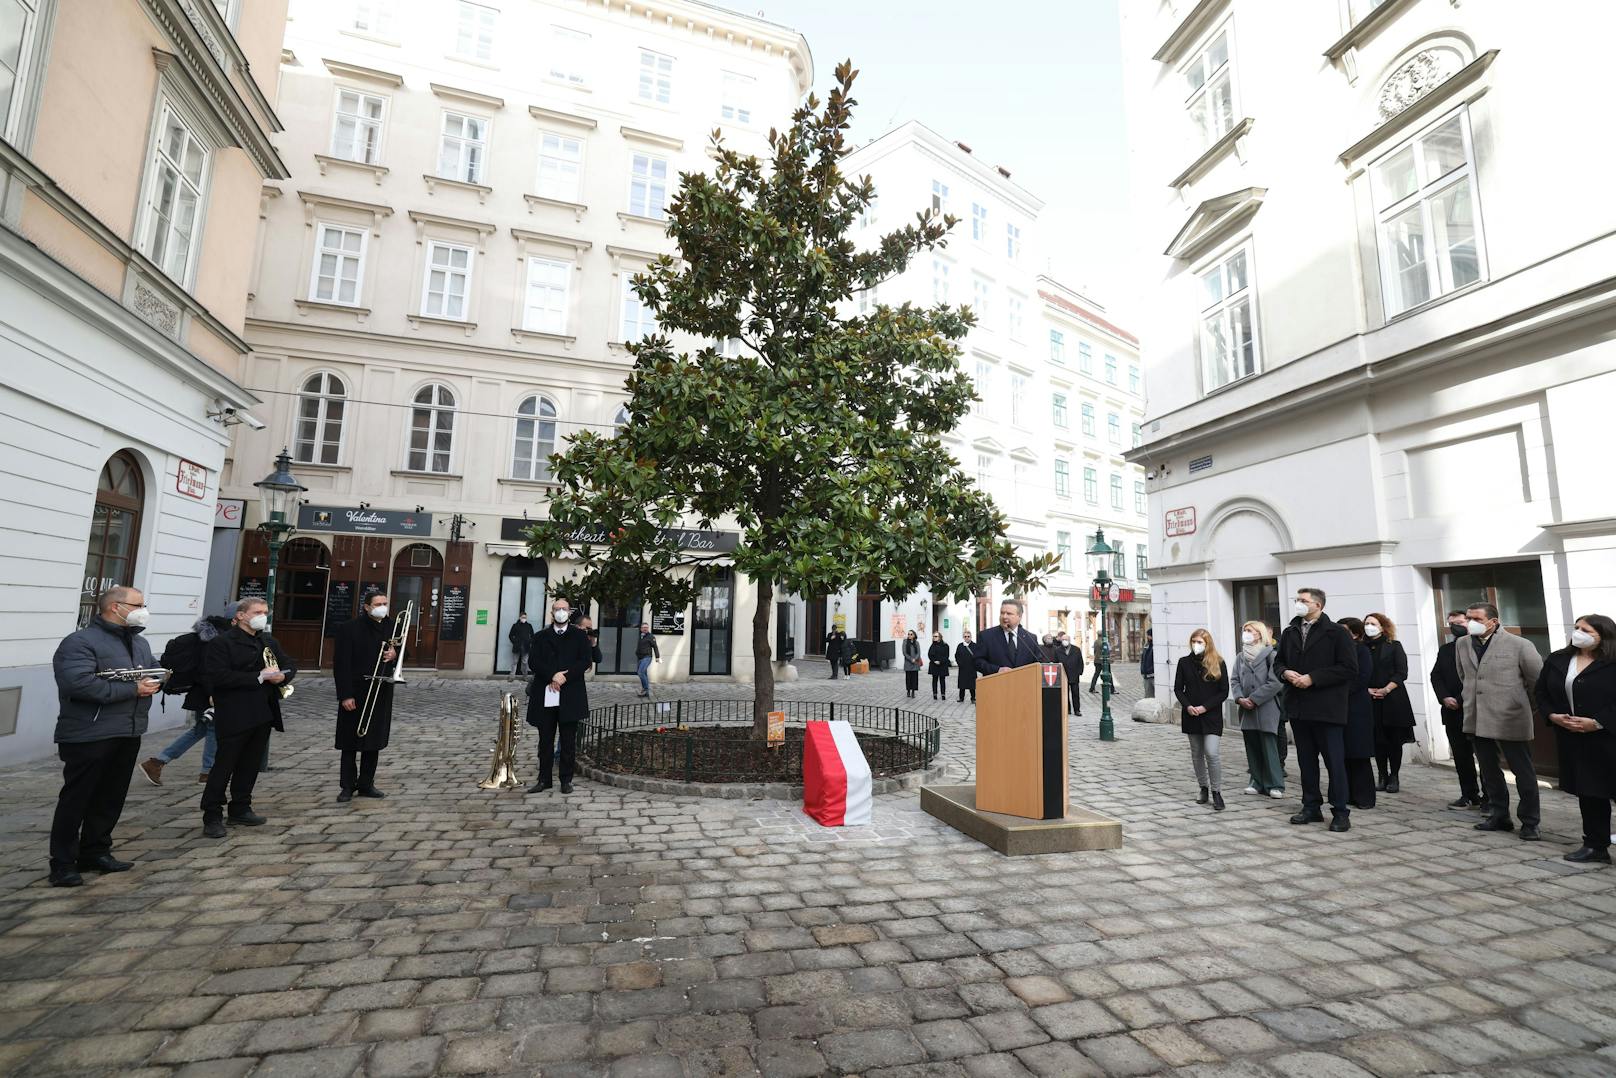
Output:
top-left (2, 660), bottom-right (1614, 1077)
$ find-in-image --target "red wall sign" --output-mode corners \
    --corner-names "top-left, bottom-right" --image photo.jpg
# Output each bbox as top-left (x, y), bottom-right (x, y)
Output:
top-left (176, 459), bottom-right (208, 499)
top-left (1165, 507), bottom-right (1197, 536)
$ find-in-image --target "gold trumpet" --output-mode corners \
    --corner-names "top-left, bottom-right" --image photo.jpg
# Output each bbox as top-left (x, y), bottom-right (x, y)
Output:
top-left (262, 646), bottom-right (293, 699)
top-left (478, 692), bottom-right (522, 790)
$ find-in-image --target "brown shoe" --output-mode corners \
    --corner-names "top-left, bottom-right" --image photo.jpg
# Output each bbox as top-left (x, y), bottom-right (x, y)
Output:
top-left (139, 758), bottom-right (164, 786)
top-left (198, 771), bottom-right (209, 783)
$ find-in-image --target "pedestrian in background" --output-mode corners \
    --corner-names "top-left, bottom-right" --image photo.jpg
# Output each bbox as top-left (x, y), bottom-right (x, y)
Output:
top-left (927, 631), bottom-right (950, 699)
top-left (1057, 632), bottom-right (1084, 716)
top-left (825, 626), bottom-right (847, 679)
top-left (902, 629), bottom-right (922, 699)
top-left (140, 613), bottom-right (231, 787)
top-left (1140, 628), bottom-right (1155, 698)
top-left (1431, 610), bottom-right (1485, 810)
top-left (955, 630), bottom-right (977, 702)
top-left (1364, 613), bottom-right (1416, 793)
top-left (1175, 628), bottom-right (1229, 811)
top-left (1337, 617), bottom-right (1377, 810)
top-left (507, 612), bottom-right (534, 677)
top-left (1536, 613), bottom-right (1615, 864)
top-left (1276, 587), bottom-right (1358, 833)
top-left (1232, 620), bottom-right (1285, 799)
top-left (1461, 602), bottom-right (1544, 841)
top-left (634, 622), bottom-right (659, 698)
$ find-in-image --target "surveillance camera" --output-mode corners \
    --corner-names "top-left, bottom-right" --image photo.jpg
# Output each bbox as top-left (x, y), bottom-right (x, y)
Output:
top-left (1145, 469), bottom-right (1158, 480)
top-left (240, 412), bottom-right (267, 431)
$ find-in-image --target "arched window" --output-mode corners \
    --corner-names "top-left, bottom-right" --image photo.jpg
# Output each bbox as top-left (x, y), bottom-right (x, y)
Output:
top-left (79, 452), bottom-right (144, 628)
top-left (293, 372), bottom-right (347, 465)
top-left (512, 395), bottom-right (558, 481)
top-left (408, 383), bottom-right (456, 473)
top-left (612, 404), bottom-right (631, 431)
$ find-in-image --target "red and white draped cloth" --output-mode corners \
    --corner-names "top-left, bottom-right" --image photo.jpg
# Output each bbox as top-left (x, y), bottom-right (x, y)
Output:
top-left (802, 720), bottom-right (873, 826)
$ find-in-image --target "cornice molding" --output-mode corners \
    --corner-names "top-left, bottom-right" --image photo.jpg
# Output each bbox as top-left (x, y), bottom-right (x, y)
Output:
top-left (1169, 117), bottom-right (1254, 190)
top-left (1339, 51), bottom-right (1498, 171)
top-left (529, 105), bottom-right (597, 130)
top-left (620, 126), bottom-right (684, 152)
top-left (323, 58), bottom-right (404, 87)
top-left (1272, 540), bottom-right (1399, 564)
top-left (1325, 0), bottom-right (1419, 63)
top-left (1152, 0), bottom-right (1230, 65)
top-left (510, 228), bottom-right (593, 252)
top-left (430, 82), bottom-right (505, 110)
top-left (1540, 516), bottom-right (1616, 539)
top-left (1164, 187), bottom-right (1266, 261)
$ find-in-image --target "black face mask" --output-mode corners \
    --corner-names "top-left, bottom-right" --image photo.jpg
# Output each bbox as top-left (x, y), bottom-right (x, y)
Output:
top-left (1449, 624), bottom-right (1466, 638)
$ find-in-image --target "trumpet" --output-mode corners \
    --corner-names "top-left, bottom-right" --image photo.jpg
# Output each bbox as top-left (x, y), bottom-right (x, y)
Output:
top-left (262, 647), bottom-right (293, 699)
top-left (94, 667), bottom-right (169, 682)
top-left (359, 601), bottom-right (414, 738)
top-left (478, 692), bottom-right (522, 790)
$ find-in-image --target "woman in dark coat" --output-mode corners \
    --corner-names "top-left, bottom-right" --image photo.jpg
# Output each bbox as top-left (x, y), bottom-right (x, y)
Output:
top-left (1338, 617), bottom-right (1377, 809)
top-left (955, 631), bottom-right (978, 703)
top-left (902, 630), bottom-right (922, 699)
top-left (1363, 613), bottom-right (1416, 792)
top-left (1174, 628), bottom-right (1230, 811)
top-left (926, 632), bottom-right (951, 700)
top-left (1535, 613), bottom-right (1616, 864)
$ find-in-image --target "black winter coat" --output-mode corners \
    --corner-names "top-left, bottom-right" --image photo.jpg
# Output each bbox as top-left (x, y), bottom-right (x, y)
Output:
top-left (1344, 642), bottom-right (1375, 760)
top-left (1430, 637), bottom-right (1465, 726)
top-left (825, 631), bottom-right (847, 661)
top-left (205, 627), bottom-right (296, 737)
top-left (1535, 652), bottom-right (1616, 799)
top-left (333, 614), bottom-right (395, 751)
top-left (955, 643), bottom-right (977, 688)
top-left (927, 641), bottom-right (951, 676)
top-left (1368, 636), bottom-right (1416, 746)
top-left (508, 619), bottom-right (535, 651)
top-left (527, 625), bottom-right (594, 724)
top-left (1174, 654), bottom-right (1229, 736)
top-left (1273, 615), bottom-right (1358, 725)
top-left (1058, 644), bottom-right (1085, 682)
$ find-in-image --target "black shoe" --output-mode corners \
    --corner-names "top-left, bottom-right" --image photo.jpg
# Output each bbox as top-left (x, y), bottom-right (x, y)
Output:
top-left (228, 811), bottom-right (267, 826)
top-left (561, 783), bottom-right (574, 794)
top-left (76, 854), bottom-right (133, 873)
top-left (527, 780), bottom-right (552, 794)
top-left (1448, 796), bottom-right (1477, 809)
top-left (1290, 811), bottom-right (1323, 825)
top-left (49, 868), bottom-right (84, 887)
top-left (1329, 814), bottom-right (1351, 833)
top-left (336, 789), bottom-right (353, 802)
top-left (1375, 777), bottom-right (1388, 791)
top-left (1075, 709), bottom-right (1082, 716)
top-left (1474, 817), bottom-right (1514, 832)
top-left (203, 819), bottom-right (227, 839)
top-left (1519, 825), bottom-right (1541, 842)
top-left (357, 787), bottom-right (385, 799)
top-left (1196, 786), bottom-right (1209, 805)
top-left (1384, 778), bottom-right (1400, 794)
top-left (1564, 847), bottom-right (1612, 864)
top-left (1212, 791), bottom-right (1225, 812)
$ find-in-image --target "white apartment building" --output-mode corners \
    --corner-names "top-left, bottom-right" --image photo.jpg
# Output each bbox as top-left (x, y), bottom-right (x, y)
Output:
top-left (1121, 0), bottom-right (1616, 776)
top-left (784, 122), bottom-right (1149, 670)
top-left (225, 0), bottom-right (811, 681)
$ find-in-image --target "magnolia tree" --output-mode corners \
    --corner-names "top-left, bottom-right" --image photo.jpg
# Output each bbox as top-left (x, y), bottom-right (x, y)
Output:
top-left (526, 63), bottom-right (1059, 733)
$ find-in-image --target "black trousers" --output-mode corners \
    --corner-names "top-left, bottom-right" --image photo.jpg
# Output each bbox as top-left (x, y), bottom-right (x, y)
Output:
top-left (930, 672), bottom-right (947, 696)
top-left (535, 710), bottom-right (578, 785)
top-left (1473, 736), bottom-right (1540, 828)
top-left (1089, 664), bottom-right (1102, 691)
top-left (904, 670), bottom-right (919, 692)
top-left (828, 656), bottom-right (840, 679)
top-left (1579, 797), bottom-right (1611, 851)
top-left (341, 749), bottom-right (380, 791)
top-left (50, 737), bottom-right (141, 869)
top-left (1346, 757), bottom-right (1376, 809)
top-left (1376, 744), bottom-right (1404, 780)
top-left (202, 724), bottom-right (272, 821)
top-left (1292, 720), bottom-right (1348, 816)
top-left (1068, 679), bottom-right (1083, 715)
top-left (1441, 713), bottom-right (1482, 801)
top-left (957, 682), bottom-right (975, 702)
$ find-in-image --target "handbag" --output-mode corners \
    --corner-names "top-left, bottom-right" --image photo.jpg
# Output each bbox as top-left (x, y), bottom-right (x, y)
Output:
top-left (1222, 698), bottom-right (1244, 728)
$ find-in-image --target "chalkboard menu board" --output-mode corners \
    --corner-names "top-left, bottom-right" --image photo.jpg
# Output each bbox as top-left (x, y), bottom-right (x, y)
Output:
top-left (359, 580), bottom-right (388, 606)
top-left (238, 577), bottom-right (266, 602)
top-left (440, 584), bottom-right (468, 642)
top-left (324, 580), bottom-right (356, 638)
top-left (651, 602), bottom-right (686, 636)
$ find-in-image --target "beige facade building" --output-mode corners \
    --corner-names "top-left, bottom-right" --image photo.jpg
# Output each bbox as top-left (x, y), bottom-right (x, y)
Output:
top-left (0, 0), bottom-right (289, 764)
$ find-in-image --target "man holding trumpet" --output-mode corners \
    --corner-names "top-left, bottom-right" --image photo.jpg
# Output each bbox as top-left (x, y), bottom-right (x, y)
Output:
top-left (201, 597), bottom-right (295, 838)
top-left (332, 590), bottom-right (400, 802)
top-left (47, 586), bottom-right (161, 887)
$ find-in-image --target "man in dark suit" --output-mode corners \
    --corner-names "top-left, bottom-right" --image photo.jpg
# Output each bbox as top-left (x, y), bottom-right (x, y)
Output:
top-left (1430, 608), bottom-right (1484, 810)
top-left (332, 591), bottom-right (398, 802)
top-left (1056, 632), bottom-right (1084, 716)
top-left (973, 599), bottom-right (1043, 675)
top-left (1273, 587), bottom-right (1359, 833)
top-left (202, 597), bottom-right (296, 839)
top-left (526, 597), bottom-right (594, 794)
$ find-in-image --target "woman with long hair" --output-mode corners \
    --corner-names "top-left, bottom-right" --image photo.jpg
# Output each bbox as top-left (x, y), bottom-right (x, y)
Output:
top-left (1337, 617), bottom-right (1377, 809)
top-left (902, 629), bottom-right (922, 699)
top-left (1363, 612), bottom-right (1416, 793)
top-left (1174, 628), bottom-right (1230, 811)
top-left (927, 631), bottom-right (951, 700)
top-left (1535, 613), bottom-right (1616, 864)
top-left (1232, 620), bottom-right (1285, 798)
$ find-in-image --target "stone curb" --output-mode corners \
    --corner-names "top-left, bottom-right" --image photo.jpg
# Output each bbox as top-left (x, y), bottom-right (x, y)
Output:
top-left (578, 761), bottom-right (950, 801)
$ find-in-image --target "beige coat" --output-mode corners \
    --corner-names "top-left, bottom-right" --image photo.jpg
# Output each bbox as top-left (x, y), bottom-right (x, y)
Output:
top-left (1458, 630), bottom-right (1544, 741)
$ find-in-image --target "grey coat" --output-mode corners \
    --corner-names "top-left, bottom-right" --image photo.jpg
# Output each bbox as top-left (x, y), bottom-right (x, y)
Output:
top-left (902, 638), bottom-right (923, 671)
top-left (1230, 646), bottom-right (1284, 734)
top-left (1458, 630), bottom-right (1543, 741)
top-left (52, 617), bottom-right (156, 743)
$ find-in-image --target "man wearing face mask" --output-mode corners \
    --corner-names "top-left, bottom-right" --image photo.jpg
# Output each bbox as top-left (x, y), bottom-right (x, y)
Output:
top-left (201, 597), bottom-right (296, 839)
top-left (1274, 587), bottom-right (1359, 833)
top-left (47, 587), bottom-right (160, 887)
top-left (332, 591), bottom-right (399, 802)
top-left (1056, 632), bottom-right (1084, 716)
top-left (526, 598), bottom-right (594, 793)
top-left (1458, 602), bottom-right (1545, 840)
top-left (1430, 610), bottom-right (1484, 810)
top-left (508, 612), bottom-right (534, 678)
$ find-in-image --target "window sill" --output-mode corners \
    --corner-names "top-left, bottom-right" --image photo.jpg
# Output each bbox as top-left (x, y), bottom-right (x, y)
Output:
top-left (1169, 117), bottom-right (1255, 190)
top-left (497, 476), bottom-right (559, 489)
top-left (523, 194), bottom-right (588, 222)
top-left (295, 298), bottom-right (372, 320)
top-left (391, 470), bottom-right (462, 480)
top-left (1382, 277), bottom-right (1488, 325)
top-left (407, 313), bottom-right (478, 335)
top-left (511, 327), bottom-right (577, 349)
top-left (287, 460), bottom-right (351, 474)
top-left (423, 174), bottom-right (493, 203)
top-left (315, 154), bottom-right (389, 185)
top-left (617, 211), bottom-right (669, 231)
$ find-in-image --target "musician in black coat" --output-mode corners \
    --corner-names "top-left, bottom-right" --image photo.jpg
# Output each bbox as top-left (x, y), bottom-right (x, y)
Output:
top-left (332, 591), bottom-right (399, 802)
top-left (201, 597), bottom-right (295, 839)
top-left (526, 598), bottom-right (595, 794)
top-left (955, 631), bottom-right (978, 702)
top-left (1430, 610), bottom-right (1483, 808)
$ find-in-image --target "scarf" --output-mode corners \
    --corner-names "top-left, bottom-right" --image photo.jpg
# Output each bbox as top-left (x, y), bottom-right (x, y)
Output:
top-left (1242, 643), bottom-right (1264, 662)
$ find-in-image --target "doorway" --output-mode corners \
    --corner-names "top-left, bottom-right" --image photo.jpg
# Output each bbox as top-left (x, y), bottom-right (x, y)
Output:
top-left (691, 568), bottom-right (733, 675)
top-left (272, 537), bottom-right (329, 669)
top-left (391, 543), bottom-right (443, 667)
top-left (495, 556), bottom-right (547, 675)
top-left (1233, 578), bottom-right (1282, 645)
top-left (597, 596), bottom-right (642, 674)
top-left (805, 596), bottom-right (826, 655)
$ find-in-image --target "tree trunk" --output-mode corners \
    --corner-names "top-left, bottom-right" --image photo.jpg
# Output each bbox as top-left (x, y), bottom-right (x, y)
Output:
top-left (752, 576), bottom-right (774, 737)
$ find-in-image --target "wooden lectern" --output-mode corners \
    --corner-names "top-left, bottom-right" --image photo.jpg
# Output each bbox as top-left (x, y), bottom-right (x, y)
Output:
top-left (975, 663), bottom-right (1068, 820)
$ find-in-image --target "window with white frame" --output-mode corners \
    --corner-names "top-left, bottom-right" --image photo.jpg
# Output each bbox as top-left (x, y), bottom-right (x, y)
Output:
top-left (1006, 222), bottom-right (1021, 260)
top-left (310, 224), bottom-right (366, 305)
top-left (1057, 531), bottom-right (1073, 574)
top-left (407, 383), bottom-right (456, 473)
top-left (1198, 243), bottom-right (1259, 391)
top-left (332, 89), bottom-right (385, 163)
top-left (1078, 340), bottom-right (1092, 373)
top-left (931, 259), bottom-right (950, 304)
top-left (1083, 466), bottom-right (1097, 504)
top-left (972, 277), bottom-right (991, 322)
top-left (973, 359), bottom-right (990, 416)
top-left (638, 49), bottom-right (673, 105)
top-left (1371, 109), bottom-right (1486, 317)
top-left (1054, 459), bottom-right (1070, 498)
top-left (931, 179), bottom-right (949, 214)
top-left (1137, 544), bottom-right (1149, 580)
top-left (1080, 402), bottom-right (1095, 436)
top-left (1104, 354), bottom-right (1117, 384)
top-left (1010, 373), bottom-right (1026, 426)
top-left (455, 2), bottom-right (496, 63)
top-left (628, 152), bottom-right (668, 219)
top-left (350, 0), bottom-right (395, 37)
top-left (1134, 480), bottom-right (1146, 513)
top-left (1107, 412), bottom-right (1120, 444)
top-left (1052, 393), bottom-right (1068, 429)
top-left (536, 131), bottom-right (583, 202)
top-left (976, 454), bottom-right (991, 488)
top-left (0, 0), bottom-right (39, 141)
top-left (1184, 24), bottom-right (1235, 148)
top-left (971, 202), bottom-right (987, 241)
top-left (613, 404), bottom-right (631, 430)
top-left (621, 275), bottom-right (657, 340)
top-left (721, 71), bottom-right (753, 124)
top-left (437, 112), bottom-right (488, 184)
top-left (1131, 422), bottom-right (1142, 448)
top-left (1128, 363), bottom-right (1141, 394)
top-left (137, 102), bottom-right (209, 285)
top-left (1049, 329), bottom-right (1065, 364)
top-left (522, 257), bottom-right (570, 333)
top-left (859, 194), bottom-right (877, 230)
top-left (293, 372), bottom-right (347, 466)
top-left (1110, 474), bottom-right (1123, 510)
top-left (421, 241), bottom-right (472, 320)
top-left (547, 26), bottom-right (590, 86)
top-left (512, 395), bottom-right (558, 481)
top-left (1112, 540), bottom-right (1126, 579)
top-left (1007, 294), bottom-right (1024, 339)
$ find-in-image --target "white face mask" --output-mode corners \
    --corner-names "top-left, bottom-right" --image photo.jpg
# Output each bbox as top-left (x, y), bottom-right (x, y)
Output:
top-left (247, 613), bottom-right (269, 632)
top-left (1467, 619), bottom-right (1487, 636)
top-left (1293, 601), bottom-right (1310, 617)
top-left (1191, 642), bottom-right (1206, 655)
top-left (1241, 630), bottom-right (1256, 645)
top-left (552, 608), bottom-right (569, 624)
top-left (1364, 623), bottom-right (1381, 638)
top-left (369, 604), bottom-right (389, 619)
top-left (120, 605), bottom-right (151, 629)
top-left (1570, 628), bottom-right (1597, 649)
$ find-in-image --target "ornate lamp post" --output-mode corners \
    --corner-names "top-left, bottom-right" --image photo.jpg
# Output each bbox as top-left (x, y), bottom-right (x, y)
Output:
top-left (253, 448), bottom-right (307, 627)
top-left (1087, 528), bottom-right (1118, 743)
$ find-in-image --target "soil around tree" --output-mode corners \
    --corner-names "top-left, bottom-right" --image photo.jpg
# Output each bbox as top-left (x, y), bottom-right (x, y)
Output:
top-left (583, 724), bottom-right (932, 784)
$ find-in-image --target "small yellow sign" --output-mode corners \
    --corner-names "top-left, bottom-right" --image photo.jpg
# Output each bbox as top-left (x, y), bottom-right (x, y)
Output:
top-left (766, 710), bottom-right (786, 748)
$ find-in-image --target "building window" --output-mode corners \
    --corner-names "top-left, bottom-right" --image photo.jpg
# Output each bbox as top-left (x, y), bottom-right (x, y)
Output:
top-left (536, 131), bottom-right (583, 203)
top-left (931, 179), bottom-right (949, 214)
top-left (628, 152), bottom-right (668, 219)
top-left (1080, 402), bottom-right (1095, 436)
top-left (638, 48), bottom-right (673, 104)
top-left (1104, 354), bottom-right (1118, 384)
top-left (1185, 25), bottom-right (1235, 147)
top-left (523, 256), bottom-right (570, 333)
top-left (622, 275), bottom-right (657, 340)
top-left (1083, 466), bottom-right (1097, 504)
top-left (1049, 329), bottom-right (1066, 364)
top-left (437, 112), bottom-right (488, 184)
top-left (859, 194), bottom-right (878, 230)
top-left (1112, 540), bottom-right (1126, 579)
top-left (973, 277), bottom-right (991, 322)
top-left (720, 71), bottom-right (753, 124)
top-left (1134, 480), bottom-right (1146, 513)
top-left (80, 452), bottom-right (145, 629)
top-left (613, 404), bottom-right (631, 430)
top-left (1010, 373), bottom-right (1026, 426)
top-left (1006, 222), bottom-right (1021, 260)
top-left (1372, 109), bottom-right (1486, 317)
top-left (407, 384), bottom-right (456, 473)
top-left (971, 202), bottom-right (987, 241)
top-left (0, 0), bottom-right (39, 142)
top-left (1078, 340), bottom-right (1092, 373)
top-left (455, 2), bottom-right (496, 62)
top-left (351, 1), bottom-right (395, 37)
top-left (973, 359), bottom-right (990, 417)
top-left (1052, 393), bottom-right (1068, 428)
top-left (294, 372), bottom-right (347, 465)
top-left (1131, 422), bottom-right (1142, 448)
top-left (1054, 459), bottom-right (1071, 498)
top-left (547, 26), bottom-right (590, 86)
top-left (512, 395), bottom-right (558, 481)
top-left (137, 102), bottom-right (209, 286)
top-left (857, 281), bottom-right (878, 315)
top-left (1137, 544), bottom-right (1149, 579)
top-left (931, 259), bottom-right (950, 303)
top-left (332, 89), bottom-right (385, 164)
top-left (1110, 474), bottom-right (1123, 510)
top-left (1007, 294), bottom-right (1024, 340)
top-left (310, 224), bottom-right (366, 305)
top-left (1107, 412), bottom-right (1121, 445)
top-left (975, 453), bottom-right (991, 488)
top-left (1056, 531), bottom-right (1073, 575)
top-left (421, 241), bottom-right (472, 320)
top-left (1129, 364), bottom-right (1141, 394)
top-left (1198, 243), bottom-right (1259, 391)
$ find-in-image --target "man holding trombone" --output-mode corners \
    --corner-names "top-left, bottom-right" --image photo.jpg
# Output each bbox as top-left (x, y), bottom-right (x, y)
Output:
top-left (333, 590), bottom-right (404, 802)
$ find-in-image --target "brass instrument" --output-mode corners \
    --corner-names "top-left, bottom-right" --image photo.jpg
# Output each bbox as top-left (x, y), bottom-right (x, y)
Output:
top-left (478, 692), bottom-right (522, 789)
top-left (358, 601), bottom-right (414, 738)
top-left (94, 667), bottom-right (169, 682)
top-left (262, 646), bottom-right (293, 699)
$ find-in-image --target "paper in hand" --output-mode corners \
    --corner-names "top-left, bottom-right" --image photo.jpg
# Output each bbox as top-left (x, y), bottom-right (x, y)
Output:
top-left (544, 686), bottom-right (560, 708)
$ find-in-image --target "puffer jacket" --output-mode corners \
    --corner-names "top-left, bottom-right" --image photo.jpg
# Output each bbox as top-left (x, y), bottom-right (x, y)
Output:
top-left (53, 617), bottom-right (157, 743)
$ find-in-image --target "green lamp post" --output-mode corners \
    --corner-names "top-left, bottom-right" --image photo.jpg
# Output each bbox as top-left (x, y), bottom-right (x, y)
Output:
top-left (1087, 527), bottom-right (1118, 742)
top-left (253, 448), bottom-right (307, 627)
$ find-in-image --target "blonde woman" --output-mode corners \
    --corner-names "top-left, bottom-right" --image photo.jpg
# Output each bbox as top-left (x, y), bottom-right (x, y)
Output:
top-left (1174, 628), bottom-right (1231, 810)
top-left (1232, 621), bottom-right (1286, 798)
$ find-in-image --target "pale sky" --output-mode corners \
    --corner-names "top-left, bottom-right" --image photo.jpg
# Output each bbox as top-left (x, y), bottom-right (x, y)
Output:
top-left (756, 0), bottom-right (1132, 318)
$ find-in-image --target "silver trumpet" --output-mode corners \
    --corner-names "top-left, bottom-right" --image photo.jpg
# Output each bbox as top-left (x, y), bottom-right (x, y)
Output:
top-left (94, 667), bottom-right (169, 682)
top-left (478, 692), bottom-right (522, 790)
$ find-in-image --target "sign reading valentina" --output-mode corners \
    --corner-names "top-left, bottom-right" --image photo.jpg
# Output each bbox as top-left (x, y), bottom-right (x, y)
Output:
top-left (299, 504), bottom-right (434, 537)
top-left (498, 518), bottom-right (739, 552)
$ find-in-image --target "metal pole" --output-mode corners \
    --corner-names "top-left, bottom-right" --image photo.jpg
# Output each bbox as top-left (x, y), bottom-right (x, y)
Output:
top-left (1098, 587), bottom-right (1115, 742)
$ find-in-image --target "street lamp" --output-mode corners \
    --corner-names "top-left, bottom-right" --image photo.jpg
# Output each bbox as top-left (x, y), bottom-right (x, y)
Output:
top-left (1086, 527), bottom-right (1117, 742)
top-left (254, 448), bottom-right (307, 627)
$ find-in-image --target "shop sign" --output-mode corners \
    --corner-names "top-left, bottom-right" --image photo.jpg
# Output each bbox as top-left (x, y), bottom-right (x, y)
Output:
top-left (440, 584), bottom-right (468, 642)
top-left (176, 459), bottom-right (208, 499)
top-left (499, 518), bottom-right (739, 552)
top-left (1165, 507), bottom-right (1197, 536)
top-left (476, 609), bottom-right (488, 626)
top-left (651, 602), bottom-right (686, 635)
top-left (1089, 586), bottom-right (1136, 603)
top-left (215, 498), bottom-right (245, 529)
top-left (300, 504), bottom-right (433, 537)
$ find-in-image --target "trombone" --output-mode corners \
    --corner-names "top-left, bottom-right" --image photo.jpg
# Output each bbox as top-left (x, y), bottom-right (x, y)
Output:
top-left (358, 600), bottom-right (413, 737)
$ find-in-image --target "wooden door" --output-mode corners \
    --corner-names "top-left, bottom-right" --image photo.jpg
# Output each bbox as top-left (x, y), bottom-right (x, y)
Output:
top-left (392, 543), bottom-right (443, 667)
